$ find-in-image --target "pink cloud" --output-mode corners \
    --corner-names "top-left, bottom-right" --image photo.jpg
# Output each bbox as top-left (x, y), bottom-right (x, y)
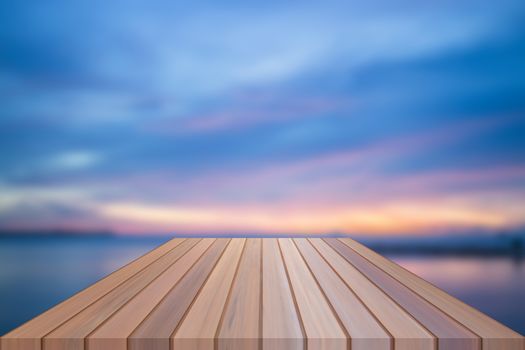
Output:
top-left (146, 94), bottom-right (352, 134)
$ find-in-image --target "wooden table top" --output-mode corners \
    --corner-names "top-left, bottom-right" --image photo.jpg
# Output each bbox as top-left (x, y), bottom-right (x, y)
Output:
top-left (1, 238), bottom-right (523, 350)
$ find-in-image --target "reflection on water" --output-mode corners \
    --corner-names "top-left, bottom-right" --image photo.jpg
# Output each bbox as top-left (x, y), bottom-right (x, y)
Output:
top-left (0, 236), bottom-right (168, 335)
top-left (389, 254), bottom-right (525, 335)
top-left (0, 237), bottom-right (524, 336)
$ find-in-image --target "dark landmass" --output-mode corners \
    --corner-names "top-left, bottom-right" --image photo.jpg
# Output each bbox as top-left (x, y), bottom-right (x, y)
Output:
top-left (0, 229), bottom-right (115, 239)
top-left (1, 229), bottom-right (524, 256)
top-left (355, 231), bottom-right (525, 256)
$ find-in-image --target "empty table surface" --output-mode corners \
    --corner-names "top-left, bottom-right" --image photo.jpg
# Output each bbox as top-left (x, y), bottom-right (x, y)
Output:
top-left (1, 238), bottom-right (523, 350)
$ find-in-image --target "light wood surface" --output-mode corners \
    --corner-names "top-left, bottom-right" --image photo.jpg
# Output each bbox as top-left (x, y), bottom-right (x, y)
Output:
top-left (217, 239), bottom-right (261, 350)
top-left (88, 238), bottom-right (215, 350)
top-left (333, 237), bottom-right (525, 350)
top-left (172, 238), bottom-right (245, 350)
top-left (128, 239), bottom-right (229, 350)
top-left (278, 238), bottom-right (347, 350)
top-left (293, 239), bottom-right (390, 350)
top-left (261, 239), bottom-right (303, 350)
top-left (327, 238), bottom-right (481, 350)
top-left (309, 239), bottom-right (434, 350)
top-left (1, 238), bottom-right (523, 350)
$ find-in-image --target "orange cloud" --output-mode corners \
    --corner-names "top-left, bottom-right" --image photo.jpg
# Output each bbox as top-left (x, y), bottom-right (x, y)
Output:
top-left (98, 193), bottom-right (525, 235)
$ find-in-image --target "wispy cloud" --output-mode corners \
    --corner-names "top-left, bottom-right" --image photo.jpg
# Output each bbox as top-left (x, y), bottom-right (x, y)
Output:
top-left (1, 0), bottom-right (524, 234)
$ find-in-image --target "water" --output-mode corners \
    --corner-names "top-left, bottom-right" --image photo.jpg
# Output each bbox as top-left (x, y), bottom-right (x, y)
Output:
top-left (0, 235), bottom-right (168, 335)
top-left (0, 237), bottom-right (524, 336)
top-left (389, 254), bottom-right (525, 335)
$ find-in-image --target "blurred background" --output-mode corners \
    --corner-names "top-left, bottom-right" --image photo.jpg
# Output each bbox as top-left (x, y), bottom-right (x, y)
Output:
top-left (1, 0), bottom-right (524, 335)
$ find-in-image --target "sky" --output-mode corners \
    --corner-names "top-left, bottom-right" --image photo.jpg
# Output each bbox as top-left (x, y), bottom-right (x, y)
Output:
top-left (0, 0), bottom-right (524, 235)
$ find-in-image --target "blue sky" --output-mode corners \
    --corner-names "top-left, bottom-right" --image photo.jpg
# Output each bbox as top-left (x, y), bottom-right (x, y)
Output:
top-left (1, 0), bottom-right (524, 234)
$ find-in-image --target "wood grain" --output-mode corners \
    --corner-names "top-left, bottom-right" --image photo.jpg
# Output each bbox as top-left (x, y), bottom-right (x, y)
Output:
top-left (43, 239), bottom-right (199, 350)
top-left (172, 238), bottom-right (245, 350)
top-left (327, 238), bottom-right (481, 350)
top-left (128, 239), bottom-right (230, 350)
top-left (278, 238), bottom-right (347, 350)
top-left (1, 238), bottom-right (522, 350)
top-left (294, 238), bottom-right (391, 350)
top-left (309, 238), bottom-right (435, 350)
top-left (0, 238), bottom-right (185, 350)
top-left (87, 238), bottom-right (215, 350)
top-left (336, 237), bottom-right (525, 350)
top-left (217, 239), bottom-right (261, 350)
top-left (261, 239), bottom-right (303, 350)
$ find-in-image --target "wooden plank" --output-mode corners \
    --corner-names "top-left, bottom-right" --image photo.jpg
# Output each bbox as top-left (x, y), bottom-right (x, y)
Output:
top-left (337, 237), bottom-right (525, 350)
top-left (0, 238), bottom-right (185, 350)
top-left (278, 238), bottom-right (347, 350)
top-left (309, 238), bottom-right (435, 350)
top-left (43, 238), bottom-right (199, 350)
top-left (217, 239), bottom-right (261, 350)
top-left (1, 237), bottom-right (522, 350)
top-left (87, 238), bottom-right (216, 350)
top-left (172, 239), bottom-right (246, 350)
top-left (128, 239), bottom-right (230, 350)
top-left (294, 239), bottom-right (391, 350)
top-left (261, 239), bottom-right (303, 350)
top-left (327, 238), bottom-right (481, 350)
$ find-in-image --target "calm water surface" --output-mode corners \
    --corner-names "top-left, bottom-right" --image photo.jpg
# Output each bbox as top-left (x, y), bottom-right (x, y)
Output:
top-left (389, 254), bottom-right (525, 335)
top-left (0, 237), bottom-right (524, 335)
top-left (0, 236), bottom-right (167, 335)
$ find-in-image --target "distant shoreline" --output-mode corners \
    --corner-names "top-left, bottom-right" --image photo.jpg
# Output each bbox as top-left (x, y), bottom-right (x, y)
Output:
top-left (357, 233), bottom-right (525, 257)
top-left (1, 230), bottom-right (523, 257)
top-left (0, 230), bottom-right (115, 238)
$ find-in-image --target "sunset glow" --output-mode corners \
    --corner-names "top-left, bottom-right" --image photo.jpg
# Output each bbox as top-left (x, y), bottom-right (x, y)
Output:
top-left (94, 193), bottom-right (523, 235)
top-left (1, 0), bottom-right (524, 235)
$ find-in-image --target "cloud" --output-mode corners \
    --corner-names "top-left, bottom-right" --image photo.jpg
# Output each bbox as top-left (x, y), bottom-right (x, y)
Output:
top-left (96, 193), bottom-right (525, 235)
top-left (146, 93), bottom-right (351, 134)
top-left (50, 151), bottom-right (101, 170)
top-left (1, 0), bottom-right (524, 234)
